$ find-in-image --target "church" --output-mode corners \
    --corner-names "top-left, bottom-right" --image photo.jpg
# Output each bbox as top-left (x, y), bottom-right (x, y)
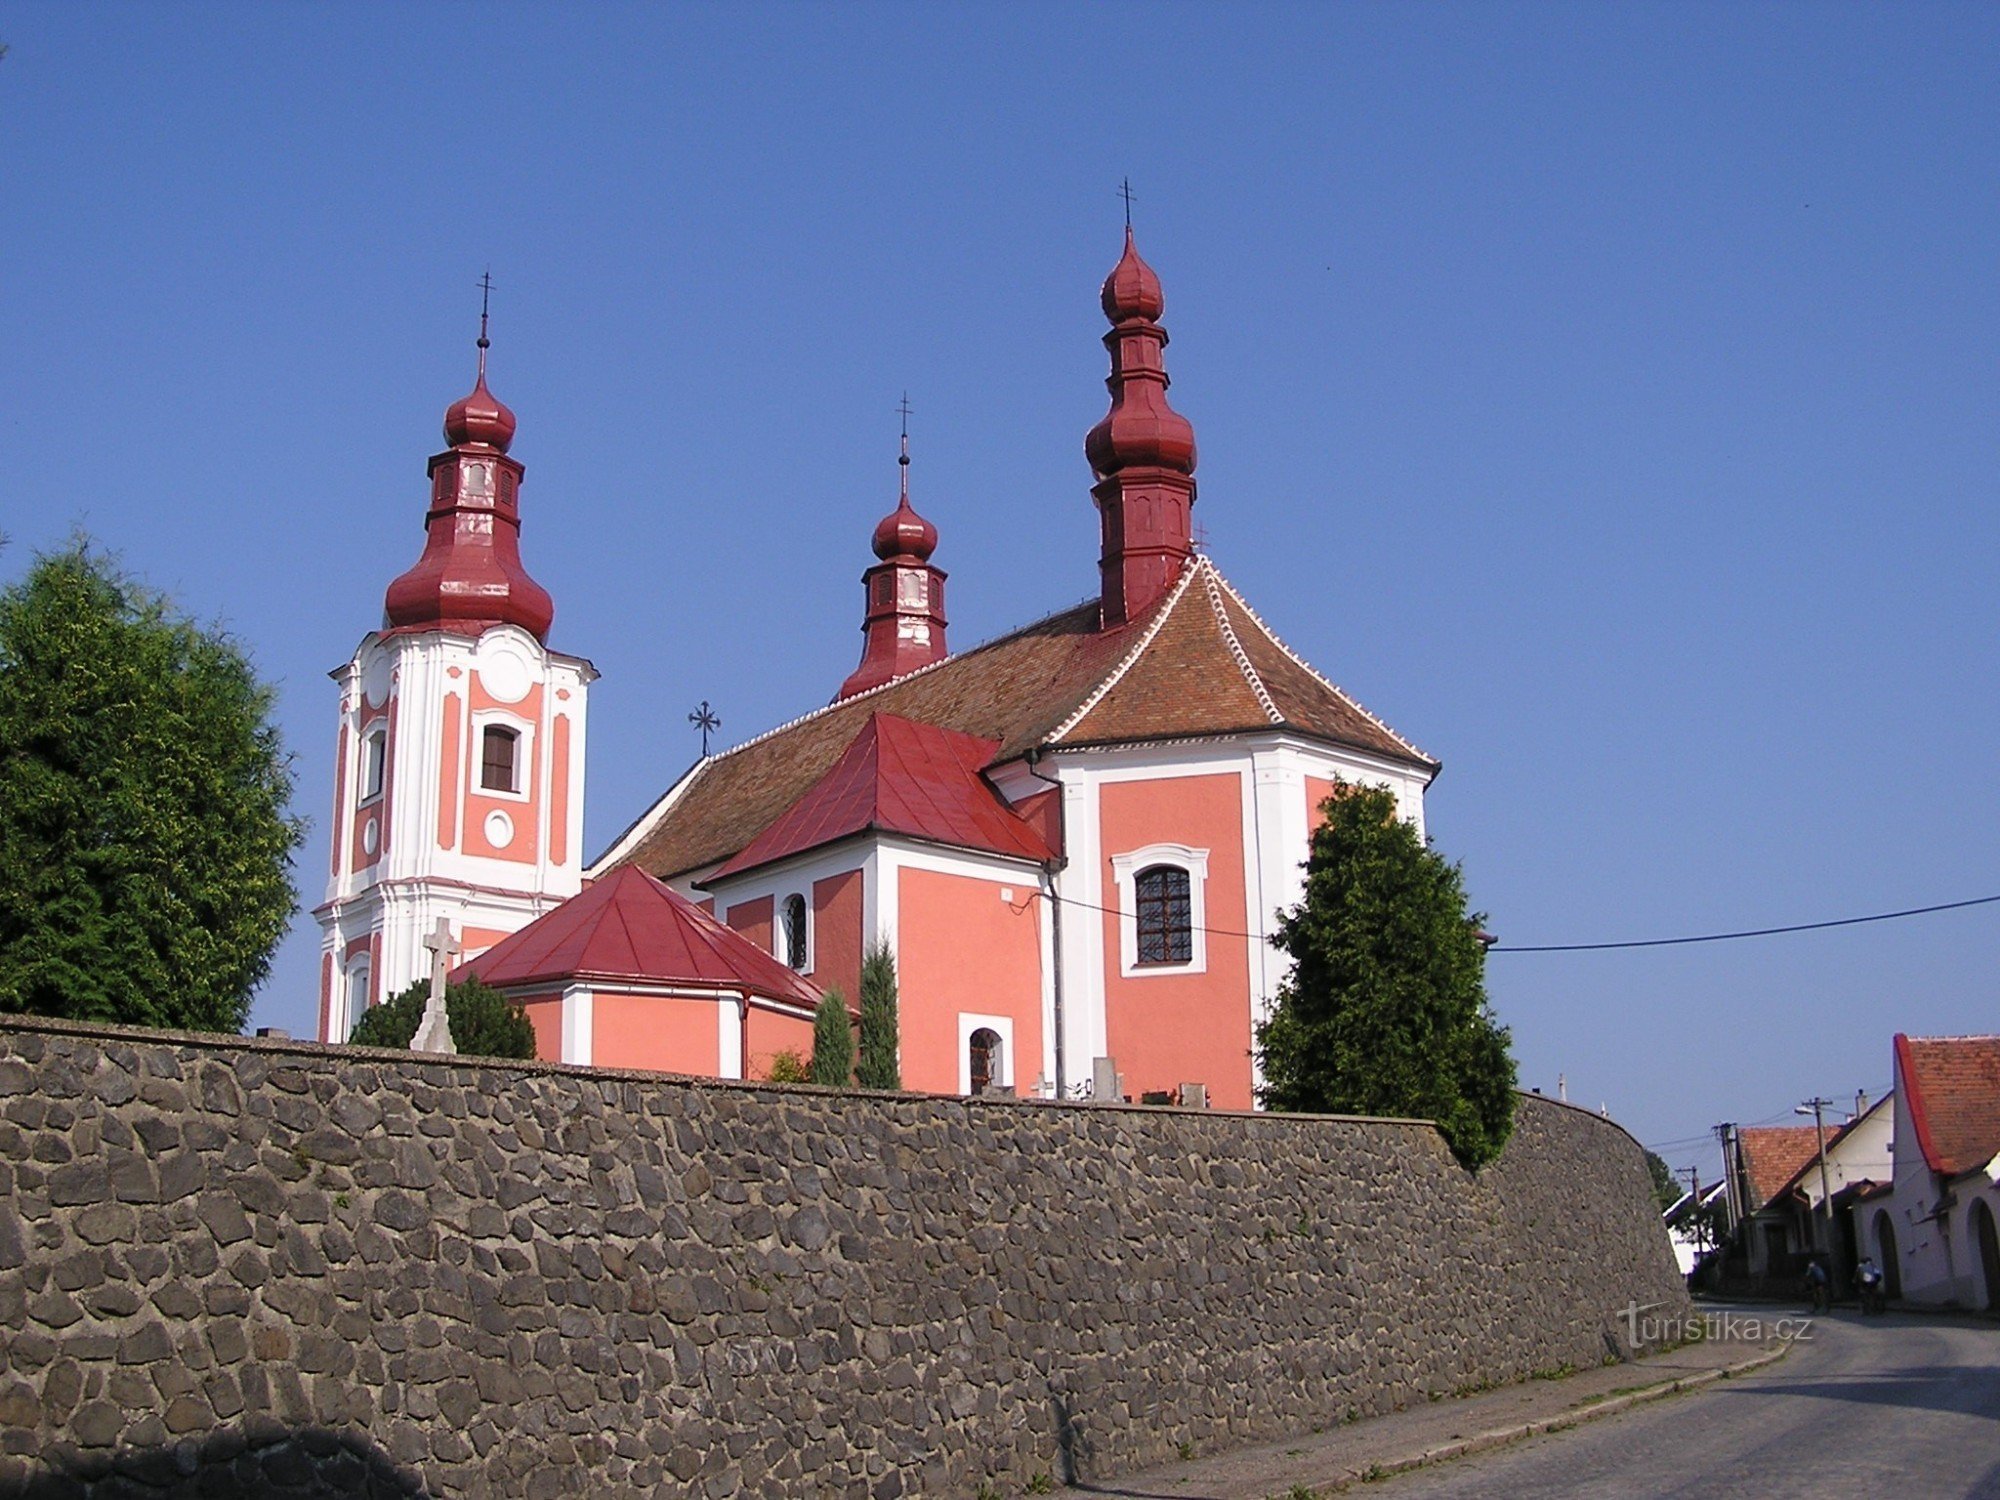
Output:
top-left (314, 228), bottom-right (1439, 1109)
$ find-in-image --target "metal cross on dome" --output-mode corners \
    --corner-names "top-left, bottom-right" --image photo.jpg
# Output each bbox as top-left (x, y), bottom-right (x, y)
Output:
top-left (1118, 177), bottom-right (1136, 229)
top-left (688, 701), bottom-right (721, 757)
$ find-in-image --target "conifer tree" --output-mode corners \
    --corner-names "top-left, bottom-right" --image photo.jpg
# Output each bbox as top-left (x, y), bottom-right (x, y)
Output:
top-left (0, 543), bottom-right (303, 1032)
top-left (347, 975), bottom-right (538, 1060)
top-left (855, 942), bottom-right (902, 1090)
top-left (1256, 782), bottom-right (1516, 1169)
top-left (809, 988), bottom-right (854, 1086)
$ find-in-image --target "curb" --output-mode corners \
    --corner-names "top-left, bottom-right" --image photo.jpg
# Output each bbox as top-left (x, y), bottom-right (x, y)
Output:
top-left (1307, 1340), bottom-right (1795, 1492)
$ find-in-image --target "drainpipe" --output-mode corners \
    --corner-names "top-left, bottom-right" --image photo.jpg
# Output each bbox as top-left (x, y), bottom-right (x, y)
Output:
top-left (1026, 748), bottom-right (1068, 1100)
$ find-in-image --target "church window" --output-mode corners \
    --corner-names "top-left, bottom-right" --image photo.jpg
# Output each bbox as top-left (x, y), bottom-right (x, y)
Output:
top-left (969, 1028), bottom-right (1002, 1095)
top-left (480, 726), bottom-right (520, 793)
top-left (1109, 843), bottom-right (1210, 977)
top-left (781, 893), bottom-right (809, 971)
top-left (1134, 865), bottom-right (1193, 964)
top-left (360, 728), bottom-right (387, 803)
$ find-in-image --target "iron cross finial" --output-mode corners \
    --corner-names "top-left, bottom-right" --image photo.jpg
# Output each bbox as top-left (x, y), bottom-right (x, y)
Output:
top-left (688, 701), bottom-right (722, 757)
top-left (896, 392), bottom-right (913, 501)
top-left (1118, 177), bottom-right (1136, 230)
top-left (475, 270), bottom-right (495, 378)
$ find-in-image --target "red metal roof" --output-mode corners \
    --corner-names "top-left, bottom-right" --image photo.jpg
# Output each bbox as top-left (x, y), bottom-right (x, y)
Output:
top-left (710, 712), bottom-right (1053, 880)
top-left (460, 864), bottom-right (821, 1007)
top-left (1896, 1033), bottom-right (2000, 1179)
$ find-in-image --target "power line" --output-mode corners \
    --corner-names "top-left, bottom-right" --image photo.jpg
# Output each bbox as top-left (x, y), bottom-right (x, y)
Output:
top-left (1016, 888), bottom-right (2000, 957)
top-left (1490, 893), bottom-right (2000, 953)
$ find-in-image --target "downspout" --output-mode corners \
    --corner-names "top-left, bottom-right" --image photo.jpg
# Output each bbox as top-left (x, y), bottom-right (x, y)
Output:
top-left (1026, 747), bottom-right (1068, 1100)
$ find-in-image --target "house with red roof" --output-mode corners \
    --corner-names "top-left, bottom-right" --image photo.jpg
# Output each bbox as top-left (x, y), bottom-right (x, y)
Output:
top-left (1872, 1034), bottom-right (2000, 1309)
top-left (1718, 1096), bottom-right (1891, 1293)
top-left (319, 228), bottom-right (1441, 1102)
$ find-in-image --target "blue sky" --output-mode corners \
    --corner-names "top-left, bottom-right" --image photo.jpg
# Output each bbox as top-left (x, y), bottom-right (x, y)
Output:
top-left (5, 3), bottom-right (1997, 1176)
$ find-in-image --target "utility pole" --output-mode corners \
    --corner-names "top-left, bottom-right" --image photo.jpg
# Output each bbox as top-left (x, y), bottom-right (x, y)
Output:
top-left (1797, 1097), bottom-right (1836, 1257)
top-left (1680, 1166), bottom-right (1705, 1254)
top-left (1715, 1122), bottom-right (1739, 1236)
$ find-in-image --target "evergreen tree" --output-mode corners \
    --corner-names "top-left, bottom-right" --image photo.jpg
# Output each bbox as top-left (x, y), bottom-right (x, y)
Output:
top-left (0, 543), bottom-right (304, 1032)
top-left (1256, 782), bottom-right (1517, 1169)
top-left (1644, 1150), bottom-right (1684, 1213)
top-left (855, 942), bottom-right (902, 1090)
top-left (347, 974), bottom-right (537, 1059)
top-left (809, 988), bottom-right (854, 1086)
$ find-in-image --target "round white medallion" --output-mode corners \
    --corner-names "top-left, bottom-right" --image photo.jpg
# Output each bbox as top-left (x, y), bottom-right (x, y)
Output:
top-left (484, 810), bottom-right (515, 849)
top-left (361, 650), bottom-right (392, 710)
top-left (361, 818), bottom-right (379, 856)
top-left (478, 639), bottom-right (533, 704)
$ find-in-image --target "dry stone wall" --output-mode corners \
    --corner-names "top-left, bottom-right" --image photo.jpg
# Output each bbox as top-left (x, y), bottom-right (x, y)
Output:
top-left (0, 1017), bottom-right (1688, 1498)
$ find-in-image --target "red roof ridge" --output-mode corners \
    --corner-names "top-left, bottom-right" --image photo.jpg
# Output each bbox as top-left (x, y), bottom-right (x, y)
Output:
top-left (1048, 556), bottom-right (1205, 744)
top-left (1206, 563), bottom-right (1439, 770)
top-left (1198, 558), bottom-right (1283, 726)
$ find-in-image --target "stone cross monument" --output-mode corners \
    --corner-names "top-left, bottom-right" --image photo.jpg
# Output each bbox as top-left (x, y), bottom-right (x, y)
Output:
top-left (412, 917), bottom-right (460, 1054)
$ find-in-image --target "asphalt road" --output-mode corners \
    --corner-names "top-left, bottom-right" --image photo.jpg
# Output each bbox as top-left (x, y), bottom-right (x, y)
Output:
top-left (1374, 1311), bottom-right (2000, 1499)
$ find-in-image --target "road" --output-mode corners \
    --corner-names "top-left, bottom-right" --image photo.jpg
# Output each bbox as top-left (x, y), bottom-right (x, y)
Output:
top-left (1374, 1311), bottom-right (2000, 1499)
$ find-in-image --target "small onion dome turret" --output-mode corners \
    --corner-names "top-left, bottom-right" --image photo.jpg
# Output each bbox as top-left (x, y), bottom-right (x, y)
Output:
top-left (444, 372), bottom-right (517, 452)
top-left (1100, 226), bottom-right (1165, 323)
top-left (872, 494), bottom-right (939, 562)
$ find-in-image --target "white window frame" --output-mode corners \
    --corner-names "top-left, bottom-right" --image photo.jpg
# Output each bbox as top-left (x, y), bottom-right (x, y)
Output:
top-left (958, 1013), bottom-right (1014, 1095)
top-left (339, 955), bottom-right (371, 1041)
top-left (777, 890), bottom-right (812, 973)
top-left (1109, 843), bottom-right (1209, 978)
top-left (470, 710), bottom-right (535, 802)
top-left (358, 726), bottom-right (388, 806)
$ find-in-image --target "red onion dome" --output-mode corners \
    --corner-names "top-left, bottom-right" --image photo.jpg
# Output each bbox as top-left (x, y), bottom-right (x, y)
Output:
top-left (443, 373), bottom-right (517, 452)
top-left (872, 495), bottom-right (938, 561)
top-left (1100, 227), bottom-right (1165, 323)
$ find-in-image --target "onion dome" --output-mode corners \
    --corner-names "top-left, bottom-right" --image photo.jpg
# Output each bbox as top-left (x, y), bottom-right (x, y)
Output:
top-left (872, 494), bottom-right (938, 561)
top-left (443, 372), bottom-right (517, 452)
top-left (1084, 227), bottom-right (1197, 480)
top-left (1100, 226), bottom-right (1166, 323)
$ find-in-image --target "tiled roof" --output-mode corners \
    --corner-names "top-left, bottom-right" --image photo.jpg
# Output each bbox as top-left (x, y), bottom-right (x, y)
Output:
top-left (1896, 1033), bottom-right (2000, 1178)
top-left (460, 865), bottom-right (822, 1008)
top-left (710, 713), bottom-right (1052, 881)
top-left (597, 556), bottom-right (1435, 882)
top-left (1736, 1126), bottom-right (1821, 1210)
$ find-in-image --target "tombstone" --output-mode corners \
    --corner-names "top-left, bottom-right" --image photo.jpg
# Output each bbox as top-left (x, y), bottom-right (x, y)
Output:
top-left (1091, 1056), bottom-right (1124, 1104)
top-left (411, 917), bottom-right (459, 1055)
top-left (1177, 1082), bottom-right (1209, 1109)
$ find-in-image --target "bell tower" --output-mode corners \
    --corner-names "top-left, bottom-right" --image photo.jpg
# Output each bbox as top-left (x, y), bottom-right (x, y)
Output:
top-left (314, 305), bottom-right (595, 1043)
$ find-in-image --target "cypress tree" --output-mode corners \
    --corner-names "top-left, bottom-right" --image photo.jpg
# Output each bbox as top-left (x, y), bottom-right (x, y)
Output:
top-left (855, 942), bottom-right (902, 1090)
top-left (1255, 782), bottom-right (1517, 1169)
top-left (809, 988), bottom-right (854, 1086)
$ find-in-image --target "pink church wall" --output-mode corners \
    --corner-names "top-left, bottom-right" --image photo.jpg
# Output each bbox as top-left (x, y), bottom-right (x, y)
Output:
top-left (461, 679), bottom-right (543, 865)
top-left (1099, 773), bottom-right (1254, 1111)
top-left (549, 714), bottom-right (572, 866)
top-left (437, 692), bottom-right (462, 852)
top-left (746, 1006), bottom-right (815, 1082)
top-left (594, 992), bottom-right (721, 1074)
top-left (519, 994), bottom-right (564, 1062)
top-left (898, 867), bottom-right (1042, 1096)
top-left (1306, 775), bottom-right (1341, 833)
top-left (811, 870), bottom-right (863, 1006)
top-left (348, 697), bottom-right (392, 874)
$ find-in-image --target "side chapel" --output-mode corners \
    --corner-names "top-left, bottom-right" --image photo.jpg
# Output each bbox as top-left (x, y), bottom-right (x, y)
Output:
top-left (317, 230), bottom-right (1439, 1108)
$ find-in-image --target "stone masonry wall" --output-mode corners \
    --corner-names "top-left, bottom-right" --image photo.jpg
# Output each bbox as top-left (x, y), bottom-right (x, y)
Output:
top-left (0, 1017), bottom-right (1689, 1498)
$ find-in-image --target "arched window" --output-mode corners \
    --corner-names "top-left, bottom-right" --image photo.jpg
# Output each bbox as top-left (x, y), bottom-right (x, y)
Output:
top-left (480, 725), bottom-right (520, 793)
top-left (1134, 865), bottom-right (1193, 965)
top-left (969, 1028), bottom-right (1002, 1095)
top-left (360, 728), bottom-right (387, 802)
top-left (781, 893), bottom-right (808, 972)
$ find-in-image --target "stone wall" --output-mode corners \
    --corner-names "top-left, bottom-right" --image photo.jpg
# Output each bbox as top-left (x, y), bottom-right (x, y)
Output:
top-left (0, 1017), bottom-right (1688, 1498)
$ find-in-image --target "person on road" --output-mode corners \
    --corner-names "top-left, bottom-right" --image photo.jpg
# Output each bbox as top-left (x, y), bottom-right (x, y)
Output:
top-left (1856, 1255), bottom-right (1885, 1314)
top-left (1804, 1255), bottom-right (1830, 1314)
